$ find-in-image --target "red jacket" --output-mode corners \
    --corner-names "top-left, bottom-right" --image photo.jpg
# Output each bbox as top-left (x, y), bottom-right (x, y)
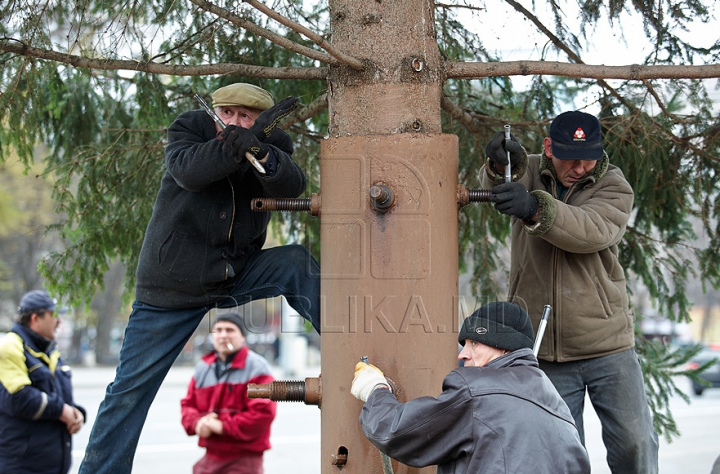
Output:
top-left (181, 346), bottom-right (276, 459)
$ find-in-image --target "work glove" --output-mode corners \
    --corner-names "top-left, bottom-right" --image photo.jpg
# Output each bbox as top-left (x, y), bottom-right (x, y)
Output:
top-left (351, 362), bottom-right (391, 402)
top-left (264, 127), bottom-right (294, 155)
top-left (249, 96), bottom-right (299, 143)
top-left (485, 130), bottom-right (524, 168)
top-left (491, 182), bottom-right (539, 221)
top-left (219, 125), bottom-right (268, 162)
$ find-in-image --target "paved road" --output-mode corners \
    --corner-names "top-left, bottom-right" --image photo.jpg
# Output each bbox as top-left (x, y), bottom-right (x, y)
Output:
top-left (68, 364), bottom-right (720, 473)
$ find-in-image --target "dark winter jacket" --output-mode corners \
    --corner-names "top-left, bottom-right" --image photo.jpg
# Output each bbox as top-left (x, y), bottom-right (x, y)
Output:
top-left (0, 323), bottom-right (86, 474)
top-left (359, 349), bottom-right (590, 474)
top-left (481, 153), bottom-right (635, 362)
top-left (135, 110), bottom-right (306, 307)
top-left (180, 345), bottom-right (276, 459)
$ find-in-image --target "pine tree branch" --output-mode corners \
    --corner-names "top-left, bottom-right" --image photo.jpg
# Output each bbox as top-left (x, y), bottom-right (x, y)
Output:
top-left (440, 96), bottom-right (483, 133)
top-left (242, 0), bottom-right (364, 70)
top-left (187, 0), bottom-right (336, 65)
top-left (501, 0), bottom-right (720, 163)
top-left (501, 0), bottom-right (654, 112)
top-left (640, 79), bottom-right (693, 124)
top-left (445, 60), bottom-right (720, 80)
top-left (280, 93), bottom-right (328, 128)
top-left (0, 39), bottom-right (327, 79)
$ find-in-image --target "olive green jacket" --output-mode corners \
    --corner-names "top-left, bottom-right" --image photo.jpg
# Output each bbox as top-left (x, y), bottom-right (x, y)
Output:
top-left (481, 153), bottom-right (635, 362)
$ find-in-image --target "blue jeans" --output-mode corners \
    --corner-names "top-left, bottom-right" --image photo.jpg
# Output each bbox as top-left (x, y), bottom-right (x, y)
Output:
top-left (538, 349), bottom-right (659, 474)
top-left (78, 244), bottom-right (319, 474)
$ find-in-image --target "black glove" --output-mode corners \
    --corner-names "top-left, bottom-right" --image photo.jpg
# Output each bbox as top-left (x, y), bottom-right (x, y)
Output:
top-left (249, 96), bottom-right (299, 142)
top-left (264, 127), bottom-right (294, 155)
top-left (219, 125), bottom-right (268, 162)
top-left (485, 130), bottom-right (524, 167)
top-left (491, 182), bottom-right (538, 221)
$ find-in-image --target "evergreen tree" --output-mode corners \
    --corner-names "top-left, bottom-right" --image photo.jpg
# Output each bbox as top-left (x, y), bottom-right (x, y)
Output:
top-left (1, 0), bottom-right (719, 439)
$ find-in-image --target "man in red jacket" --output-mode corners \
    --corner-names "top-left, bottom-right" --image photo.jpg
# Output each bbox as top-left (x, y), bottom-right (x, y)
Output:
top-left (181, 313), bottom-right (276, 474)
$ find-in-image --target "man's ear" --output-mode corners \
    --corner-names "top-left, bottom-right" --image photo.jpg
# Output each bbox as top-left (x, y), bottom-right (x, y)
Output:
top-left (543, 137), bottom-right (553, 157)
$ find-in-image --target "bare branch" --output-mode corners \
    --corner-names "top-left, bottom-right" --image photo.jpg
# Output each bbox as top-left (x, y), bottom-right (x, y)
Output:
top-left (243, 0), bottom-right (364, 70)
top-left (280, 93), bottom-right (328, 128)
top-left (440, 96), bottom-right (483, 133)
top-left (187, 0), bottom-right (336, 65)
top-left (445, 60), bottom-right (720, 80)
top-left (641, 79), bottom-right (677, 119)
top-left (434, 3), bottom-right (486, 12)
top-left (0, 40), bottom-right (327, 79)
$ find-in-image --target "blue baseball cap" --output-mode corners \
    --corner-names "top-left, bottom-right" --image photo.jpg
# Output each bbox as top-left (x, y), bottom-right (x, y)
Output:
top-left (18, 290), bottom-right (57, 313)
top-left (549, 111), bottom-right (604, 161)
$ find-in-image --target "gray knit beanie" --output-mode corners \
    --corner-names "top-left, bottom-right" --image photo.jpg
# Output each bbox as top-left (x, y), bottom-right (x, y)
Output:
top-left (214, 312), bottom-right (246, 336)
top-left (458, 302), bottom-right (534, 351)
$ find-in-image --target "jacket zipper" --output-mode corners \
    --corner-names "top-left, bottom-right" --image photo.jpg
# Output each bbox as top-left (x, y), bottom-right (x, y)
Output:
top-left (225, 177), bottom-right (236, 280)
top-left (549, 178), bottom-right (560, 360)
top-left (551, 180), bottom-right (580, 361)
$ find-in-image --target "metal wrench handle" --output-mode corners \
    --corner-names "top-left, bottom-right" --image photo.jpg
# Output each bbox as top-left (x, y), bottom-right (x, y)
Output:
top-left (194, 94), bottom-right (266, 174)
top-left (533, 305), bottom-right (551, 357)
top-left (503, 124), bottom-right (512, 183)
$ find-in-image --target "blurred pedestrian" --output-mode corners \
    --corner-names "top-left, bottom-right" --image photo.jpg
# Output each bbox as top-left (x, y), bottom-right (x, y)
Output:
top-left (181, 313), bottom-right (276, 474)
top-left (0, 290), bottom-right (85, 474)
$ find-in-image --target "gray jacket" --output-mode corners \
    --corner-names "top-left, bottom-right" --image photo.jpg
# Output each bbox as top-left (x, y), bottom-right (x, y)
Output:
top-left (481, 153), bottom-right (635, 362)
top-left (359, 349), bottom-right (590, 474)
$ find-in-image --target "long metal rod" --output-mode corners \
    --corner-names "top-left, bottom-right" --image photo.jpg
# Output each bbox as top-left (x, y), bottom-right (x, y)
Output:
top-left (503, 124), bottom-right (512, 183)
top-left (533, 305), bottom-right (551, 357)
top-left (194, 94), bottom-right (266, 174)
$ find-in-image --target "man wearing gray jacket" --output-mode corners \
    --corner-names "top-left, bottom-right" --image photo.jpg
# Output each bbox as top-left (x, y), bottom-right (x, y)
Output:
top-left (351, 302), bottom-right (590, 474)
top-left (482, 111), bottom-right (658, 473)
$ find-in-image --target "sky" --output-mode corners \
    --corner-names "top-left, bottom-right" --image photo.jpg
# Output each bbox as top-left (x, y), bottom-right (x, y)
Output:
top-left (456, 1), bottom-right (720, 112)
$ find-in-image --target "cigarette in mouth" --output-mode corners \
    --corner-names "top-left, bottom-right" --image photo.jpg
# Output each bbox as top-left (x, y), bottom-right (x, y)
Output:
top-left (226, 343), bottom-right (234, 351)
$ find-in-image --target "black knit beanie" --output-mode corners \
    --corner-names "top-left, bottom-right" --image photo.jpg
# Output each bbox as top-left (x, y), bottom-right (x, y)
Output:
top-left (458, 302), bottom-right (534, 351)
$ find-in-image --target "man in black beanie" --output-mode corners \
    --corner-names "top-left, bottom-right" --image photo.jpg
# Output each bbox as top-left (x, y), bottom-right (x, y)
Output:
top-left (351, 302), bottom-right (590, 474)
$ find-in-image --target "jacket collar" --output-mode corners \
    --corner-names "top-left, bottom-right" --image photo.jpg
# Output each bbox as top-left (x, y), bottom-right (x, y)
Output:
top-left (539, 152), bottom-right (610, 188)
top-left (486, 347), bottom-right (538, 369)
top-left (202, 344), bottom-right (250, 369)
top-left (12, 322), bottom-right (55, 354)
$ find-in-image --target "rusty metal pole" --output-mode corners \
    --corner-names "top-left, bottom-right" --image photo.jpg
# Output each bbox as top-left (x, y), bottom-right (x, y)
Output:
top-left (321, 1), bottom-right (457, 472)
top-left (319, 136), bottom-right (459, 473)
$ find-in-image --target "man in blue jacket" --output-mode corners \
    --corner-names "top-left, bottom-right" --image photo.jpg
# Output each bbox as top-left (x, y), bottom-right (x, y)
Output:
top-left (0, 290), bottom-right (86, 474)
top-left (79, 83), bottom-right (320, 474)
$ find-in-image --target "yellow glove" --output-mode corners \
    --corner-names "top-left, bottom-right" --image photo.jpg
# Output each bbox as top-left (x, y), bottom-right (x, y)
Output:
top-left (351, 362), bottom-right (391, 402)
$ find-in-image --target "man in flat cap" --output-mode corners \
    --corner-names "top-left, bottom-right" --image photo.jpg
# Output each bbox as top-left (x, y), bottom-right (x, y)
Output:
top-left (351, 302), bottom-right (590, 474)
top-left (0, 290), bottom-right (85, 474)
top-left (181, 313), bottom-right (276, 474)
top-left (481, 111), bottom-right (658, 473)
top-left (79, 83), bottom-right (319, 474)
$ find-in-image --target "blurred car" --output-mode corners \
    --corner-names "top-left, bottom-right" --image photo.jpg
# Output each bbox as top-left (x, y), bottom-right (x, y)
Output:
top-left (686, 343), bottom-right (720, 396)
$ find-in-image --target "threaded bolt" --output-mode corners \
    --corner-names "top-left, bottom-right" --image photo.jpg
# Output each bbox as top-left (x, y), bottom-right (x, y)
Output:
top-left (468, 189), bottom-right (495, 202)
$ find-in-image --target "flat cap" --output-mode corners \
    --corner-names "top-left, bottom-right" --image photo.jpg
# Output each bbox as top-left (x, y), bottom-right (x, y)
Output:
top-left (212, 83), bottom-right (274, 111)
